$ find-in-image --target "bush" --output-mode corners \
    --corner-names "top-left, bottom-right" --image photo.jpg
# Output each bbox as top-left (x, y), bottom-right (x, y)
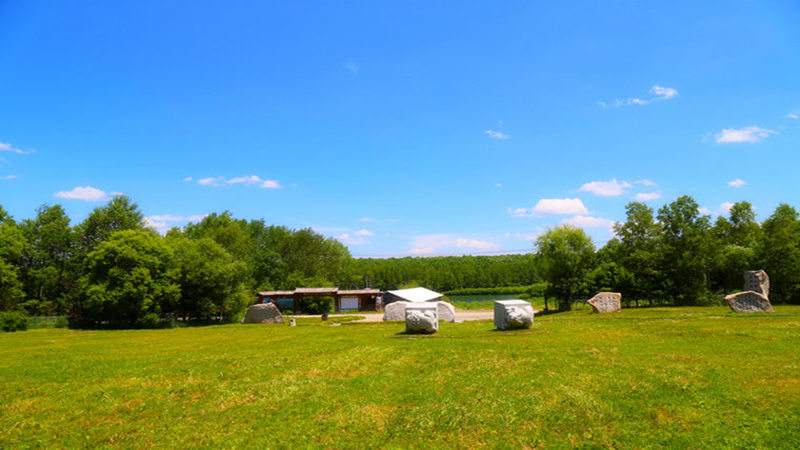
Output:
top-left (299, 295), bottom-right (334, 314)
top-left (0, 311), bottom-right (29, 332)
top-left (54, 316), bottom-right (69, 328)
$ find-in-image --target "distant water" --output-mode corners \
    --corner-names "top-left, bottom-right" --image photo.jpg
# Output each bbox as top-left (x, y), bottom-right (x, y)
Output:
top-left (444, 293), bottom-right (521, 303)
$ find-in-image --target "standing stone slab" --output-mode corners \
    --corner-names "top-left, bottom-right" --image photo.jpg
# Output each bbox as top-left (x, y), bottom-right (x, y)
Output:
top-left (587, 292), bottom-right (622, 313)
top-left (494, 300), bottom-right (534, 330)
top-left (744, 270), bottom-right (769, 297)
top-left (436, 301), bottom-right (456, 323)
top-left (405, 303), bottom-right (438, 334)
top-left (242, 303), bottom-right (284, 324)
top-left (383, 301), bottom-right (410, 321)
top-left (724, 291), bottom-right (774, 312)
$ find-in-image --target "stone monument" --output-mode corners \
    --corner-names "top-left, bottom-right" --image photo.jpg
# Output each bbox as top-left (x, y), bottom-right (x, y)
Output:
top-left (587, 292), bottom-right (622, 313)
top-left (725, 270), bottom-right (774, 312)
top-left (405, 303), bottom-right (438, 334)
top-left (242, 303), bottom-right (284, 324)
top-left (494, 299), bottom-right (534, 330)
top-left (383, 301), bottom-right (410, 321)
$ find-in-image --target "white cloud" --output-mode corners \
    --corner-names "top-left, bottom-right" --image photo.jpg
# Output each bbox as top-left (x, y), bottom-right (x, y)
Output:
top-left (603, 85), bottom-right (678, 107)
top-left (634, 179), bottom-right (657, 187)
top-left (714, 126), bottom-right (775, 144)
top-left (409, 234), bottom-right (500, 255)
top-left (579, 179), bottom-right (632, 197)
top-left (728, 178), bottom-right (746, 188)
top-left (0, 175), bottom-right (17, 180)
top-left (635, 192), bottom-right (661, 202)
top-left (699, 207), bottom-right (713, 216)
top-left (720, 202), bottom-right (735, 213)
top-left (145, 214), bottom-right (207, 234)
top-left (354, 229), bottom-right (374, 237)
top-left (359, 217), bottom-right (376, 223)
top-left (505, 232), bottom-right (541, 242)
top-left (562, 215), bottom-right (616, 232)
top-left (533, 198), bottom-right (589, 215)
top-left (495, 182), bottom-right (503, 188)
top-left (182, 176), bottom-right (193, 182)
top-left (787, 113), bottom-right (799, 120)
top-left (485, 129), bottom-right (510, 140)
top-left (195, 175), bottom-right (281, 189)
top-left (55, 186), bottom-right (110, 201)
top-left (0, 142), bottom-right (32, 155)
top-left (508, 207), bottom-right (534, 218)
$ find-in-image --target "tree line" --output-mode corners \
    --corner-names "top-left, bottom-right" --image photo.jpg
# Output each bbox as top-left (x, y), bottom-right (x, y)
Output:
top-left (1, 194), bottom-right (799, 327)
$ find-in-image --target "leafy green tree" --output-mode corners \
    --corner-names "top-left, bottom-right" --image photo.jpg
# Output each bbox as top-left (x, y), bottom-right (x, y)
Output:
top-left (0, 211), bottom-right (25, 310)
top-left (613, 202), bottom-right (663, 305)
top-left (18, 205), bottom-right (75, 313)
top-left (656, 196), bottom-right (714, 305)
top-left (535, 226), bottom-right (595, 311)
top-left (0, 260), bottom-right (24, 310)
top-left (76, 196), bottom-right (144, 254)
top-left (77, 230), bottom-right (179, 327)
top-left (758, 204), bottom-right (800, 303)
top-left (168, 236), bottom-right (251, 322)
top-left (585, 261), bottom-right (634, 304)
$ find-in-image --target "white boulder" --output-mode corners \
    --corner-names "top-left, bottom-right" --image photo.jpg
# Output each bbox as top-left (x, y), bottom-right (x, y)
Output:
top-left (436, 301), bottom-right (456, 323)
top-left (494, 300), bottom-right (534, 330)
top-left (242, 303), bottom-right (284, 324)
top-left (405, 303), bottom-right (438, 334)
top-left (383, 301), bottom-right (410, 321)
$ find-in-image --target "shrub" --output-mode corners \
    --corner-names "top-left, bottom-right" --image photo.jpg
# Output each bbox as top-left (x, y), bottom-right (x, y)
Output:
top-left (0, 311), bottom-right (29, 332)
top-left (300, 295), bottom-right (334, 314)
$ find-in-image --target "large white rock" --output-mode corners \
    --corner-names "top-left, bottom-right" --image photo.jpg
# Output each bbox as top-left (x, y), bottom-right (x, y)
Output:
top-left (242, 303), bottom-right (284, 324)
top-left (383, 301), bottom-right (410, 321)
top-left (436, 301), bottom-right (456, 323)
top-left (405, 303), bottom-right (438, 334)
top-left (494, 300), bottom-right (534, 330)
top-left (587, 292), bottom-right (622, 313)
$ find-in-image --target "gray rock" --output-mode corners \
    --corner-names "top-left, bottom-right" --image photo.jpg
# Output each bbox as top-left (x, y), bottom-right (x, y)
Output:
top-left (242, 303), bottom-right (284, 324)
top-left (383, 301), bottom-right (410, 321)
top-left (405, 303), bottom-right (438, 334)
top-left (436, 301), bottom-right (456, 323)
top-left (587, 292), bottom-right (622, 313)
top-left (724, 291), bottom-right (774, 312)
top-left (494, 300), bottom-right (533, 330)
top-left (744, 270), bottom-right (769, 297)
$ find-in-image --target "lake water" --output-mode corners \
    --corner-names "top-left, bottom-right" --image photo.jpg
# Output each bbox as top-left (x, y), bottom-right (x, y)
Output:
top-left (443, 293), bottom-right (522, 303)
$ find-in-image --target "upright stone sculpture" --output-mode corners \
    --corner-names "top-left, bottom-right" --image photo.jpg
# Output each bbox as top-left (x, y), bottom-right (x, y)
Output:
top-left (587, 292), bottom-right (622, 313)
top-left (242, 303), bottom-right (284, 324)
top-left (494, 300), bottom-right (534, 330)
top-left (436, 301), bottom-right (457, 323)
top-left (383, 301), bottom-right (410, 321)
top-left (405, 303), bottom-right (438, 334)
top-left (725, 270), bottom-right (774, 312)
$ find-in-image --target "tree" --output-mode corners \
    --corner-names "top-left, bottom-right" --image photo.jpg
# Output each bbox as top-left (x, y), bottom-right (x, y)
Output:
top-left (76, 196), bottom-right (144, 254)
top-left (535, 226), bottom-right (595, 311)
top-left (613, 202), bottom-right (663, 305)
top-left (0, 213), bottom-right (25, 311)
top-left (656, 196), bottom-right (714, 305)
top-left (18, 205), bottom-right (75, 313)
top-left (758, 204), bottom-right (800, 303)
top-left (77, 230), bottom-right (179, 327)
top-left (168, 236), bottom-right (251, 322)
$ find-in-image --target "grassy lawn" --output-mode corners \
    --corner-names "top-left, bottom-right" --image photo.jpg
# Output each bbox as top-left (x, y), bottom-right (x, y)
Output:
top-left (2, 307), bottom-right (800, 448)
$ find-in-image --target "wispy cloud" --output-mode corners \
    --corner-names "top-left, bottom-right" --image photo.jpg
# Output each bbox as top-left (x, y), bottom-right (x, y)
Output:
top-left (335, 228), bottom-right (375, 246)
top-left (343, 60), bottom-right (360, 75)
top-left (634, 192), bottom-right (661, 202)
top-left (561, 215), bottom-right (616, 232)
top-left (0, 175), bottom-right (18, 181)
top-left (409, 234), bottom-right (500, 255)
top-left (634, 179), bottom-right (657, 187)
top-left (714, 126), bottom-right (775, 144)
top-left (600, 85), bottom-right (679, 107)
top-left (194, 175), bottom-right (281, 189)
top-left (579, 179), bottom-right (632, 197)
top-left (145, 214), bottom-right (207, 234)
top-left (55, 186), bottom-right (111, 201)
top-left (728, 178), bottom-right (746, 188)
top-left (787, 113), bottom-right (799, 120)
top-left (0, 142), bottom-right (33, 155)
top-left (485, 129), bottom-right (510, 140)
top-left (182, 176), bottom-right (193, 182)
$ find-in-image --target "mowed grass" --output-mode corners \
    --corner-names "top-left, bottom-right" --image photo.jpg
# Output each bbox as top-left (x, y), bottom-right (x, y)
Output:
top-left (2, 307), bottom-right (800, 448)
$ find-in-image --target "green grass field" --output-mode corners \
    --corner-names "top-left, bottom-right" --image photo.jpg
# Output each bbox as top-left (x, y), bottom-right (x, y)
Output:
top-left (2, 307), bottom-right (800, 448)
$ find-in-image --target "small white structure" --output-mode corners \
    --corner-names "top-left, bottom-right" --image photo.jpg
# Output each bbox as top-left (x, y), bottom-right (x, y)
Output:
top-left (494, 300), bottom-right (533, 330)
top-left (384, 287), bottom-right (443, 304)
top-left (405, 303), bottom-right (438, 334)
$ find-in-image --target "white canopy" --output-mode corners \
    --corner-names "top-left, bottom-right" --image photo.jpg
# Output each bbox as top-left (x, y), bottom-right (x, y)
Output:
top-left (386, 287), bottom-right (442, 303)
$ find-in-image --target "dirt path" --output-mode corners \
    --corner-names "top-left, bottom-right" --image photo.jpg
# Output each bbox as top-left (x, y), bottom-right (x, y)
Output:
top-left (295, 310), bottom-right (495, 323)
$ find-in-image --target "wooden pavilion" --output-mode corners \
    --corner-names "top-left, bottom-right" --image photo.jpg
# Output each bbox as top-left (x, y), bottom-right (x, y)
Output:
top-left (257, 288), bottom-right (382, 313)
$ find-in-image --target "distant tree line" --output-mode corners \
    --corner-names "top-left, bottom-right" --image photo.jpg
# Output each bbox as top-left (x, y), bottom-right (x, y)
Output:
top-left (1, 194), bottom-right (799, 327)
top-left (536, 196), bottom-right (800, 310)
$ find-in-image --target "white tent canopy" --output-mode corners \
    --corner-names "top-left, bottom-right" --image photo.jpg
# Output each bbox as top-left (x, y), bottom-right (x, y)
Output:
top-left (385, 287), bottom-right (443, 303)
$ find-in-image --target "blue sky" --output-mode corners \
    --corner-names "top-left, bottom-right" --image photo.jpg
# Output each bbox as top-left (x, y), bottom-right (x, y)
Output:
top-left (2, 1), bottom-right (799, 256)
